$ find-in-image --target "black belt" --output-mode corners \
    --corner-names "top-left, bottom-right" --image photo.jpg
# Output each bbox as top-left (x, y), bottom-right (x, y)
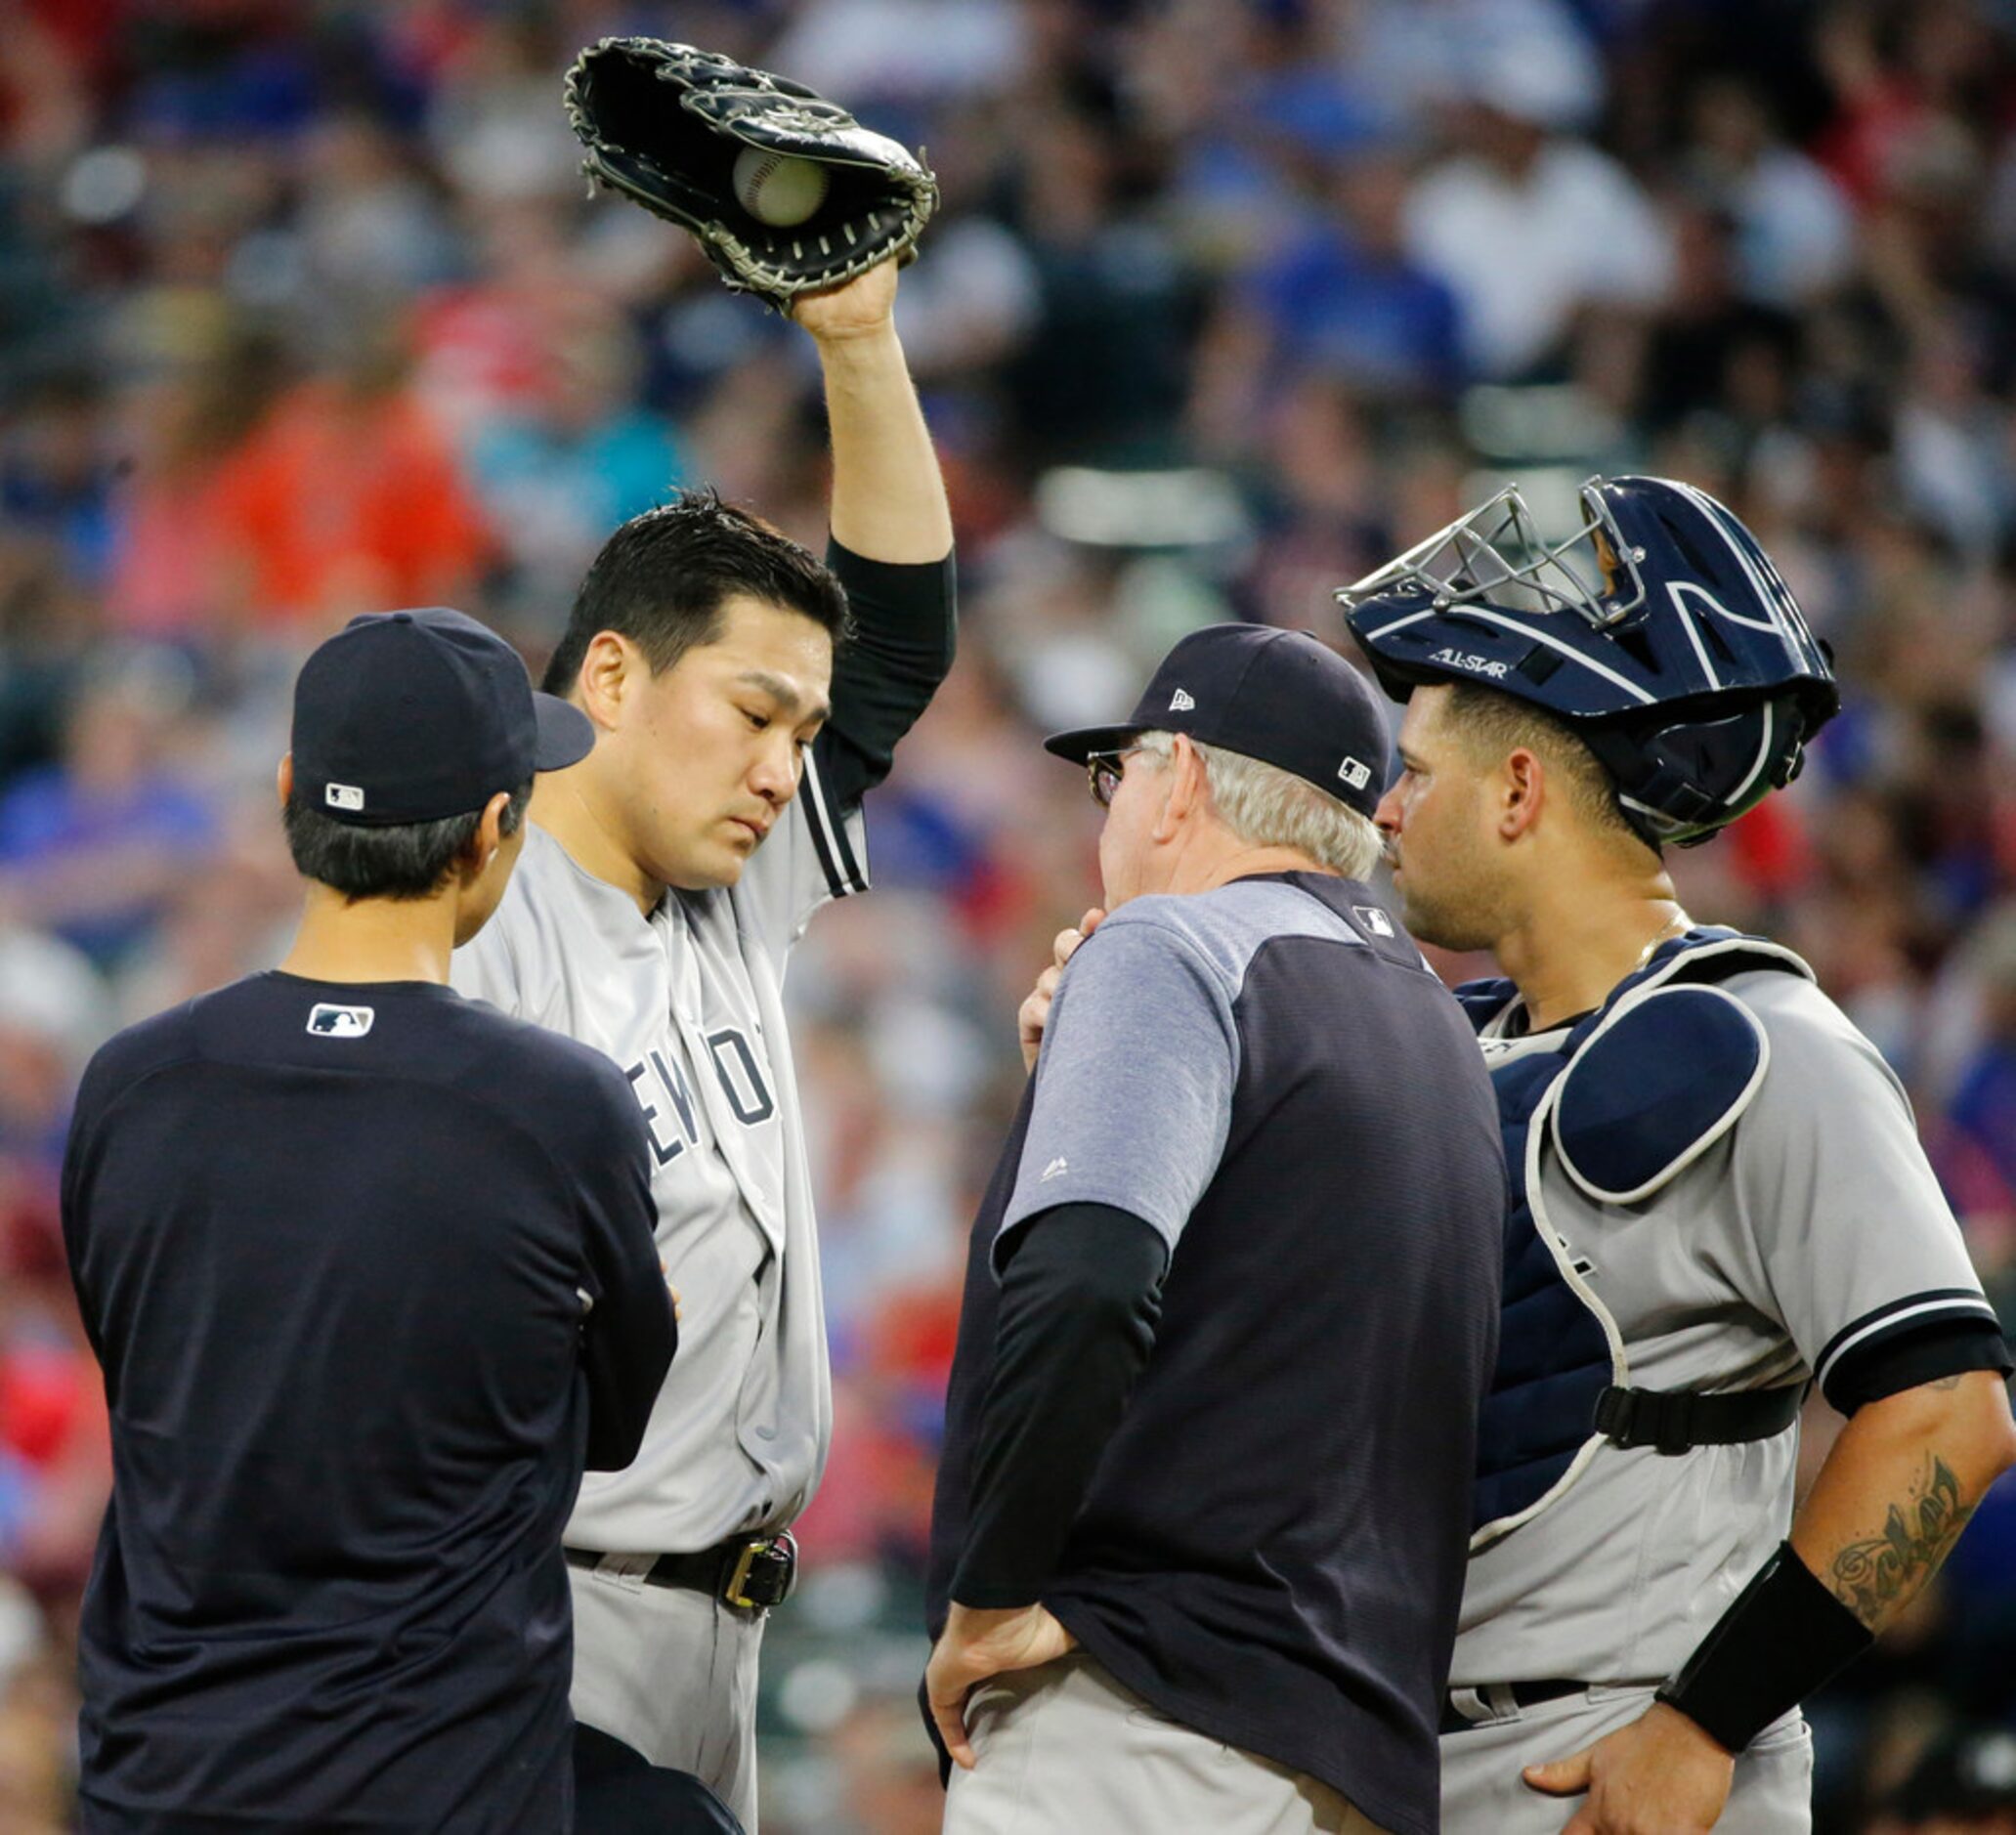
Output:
top-left (565, 1530), bottom-right (797, 1612)
top-left (1440, 1679), bottom-right (1588, 1735)
top-left (1594, 1382), bottom-right (1805, 1455)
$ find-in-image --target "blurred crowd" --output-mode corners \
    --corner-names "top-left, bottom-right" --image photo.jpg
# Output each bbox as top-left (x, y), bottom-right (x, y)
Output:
top-left (2, 0), bottom-right (2015, 1828)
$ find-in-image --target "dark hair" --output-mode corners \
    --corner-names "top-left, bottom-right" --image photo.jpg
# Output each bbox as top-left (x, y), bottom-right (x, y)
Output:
top-left (542, 489), bottom-right (852, 696)
top-left (1443, 682), bottom-right (1645, 849)
top-left (283, 782), bottom-right (533, 901)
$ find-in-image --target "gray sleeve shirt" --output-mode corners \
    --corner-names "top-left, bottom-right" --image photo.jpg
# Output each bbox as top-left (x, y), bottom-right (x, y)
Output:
top-left (997, 897), bottom-right (1245, 1265)
top-left (1725, 969), bottom-right (2001, 1398)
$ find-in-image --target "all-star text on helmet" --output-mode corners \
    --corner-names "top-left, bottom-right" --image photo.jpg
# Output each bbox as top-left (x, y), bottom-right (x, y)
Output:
top-left (1337, 475), bottom-right (1839, 848)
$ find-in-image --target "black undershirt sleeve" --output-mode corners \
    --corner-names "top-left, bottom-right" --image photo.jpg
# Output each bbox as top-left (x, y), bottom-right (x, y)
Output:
top-left (817, 541), bottom-right (957, 812)
top-left (1831, 1316), bottom-right (2013, 1416)
top-left (949, 1202), bottom-right (1168, 1609)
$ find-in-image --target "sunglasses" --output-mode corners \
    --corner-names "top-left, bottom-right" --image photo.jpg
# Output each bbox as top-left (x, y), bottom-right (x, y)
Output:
top-left (1086, 746), bottom-right (1144, 809)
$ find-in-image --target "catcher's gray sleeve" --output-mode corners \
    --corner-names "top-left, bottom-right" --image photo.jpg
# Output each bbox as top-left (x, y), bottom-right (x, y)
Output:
top-left (1728, 973), bottom-right (2002, 1409)
top-left (997, 909), bottom-right (1240, 1266)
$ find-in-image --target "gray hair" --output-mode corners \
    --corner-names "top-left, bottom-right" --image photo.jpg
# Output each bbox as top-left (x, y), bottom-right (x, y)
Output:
top-left (1134, 730), bottom-right (1384, 879)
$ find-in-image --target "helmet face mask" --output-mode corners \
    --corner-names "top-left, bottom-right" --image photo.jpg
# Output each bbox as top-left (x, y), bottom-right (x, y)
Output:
top-left (1341, 474), bottom-right (1840, 850)
top-left (1340, 481), bottom-right (1651, 632)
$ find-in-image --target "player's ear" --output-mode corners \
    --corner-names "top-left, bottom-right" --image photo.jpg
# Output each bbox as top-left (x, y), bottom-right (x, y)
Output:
top-left (1157, 735), bottom-right (1206, 837)
top-left (277, 753), bottom-right (293, 812)
top-left (577, 631), bottom-right (638, 731)
top-left (1500, 747), bottom-right (1544, 841)
top-left (460, 791), bottom-right (512, 884)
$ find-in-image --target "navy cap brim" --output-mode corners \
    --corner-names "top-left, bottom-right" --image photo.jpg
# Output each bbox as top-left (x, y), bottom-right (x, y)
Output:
top-left (533, 693), bottom-right (595, 772)
top-left (1042, 723), bottom-right (1147, 766)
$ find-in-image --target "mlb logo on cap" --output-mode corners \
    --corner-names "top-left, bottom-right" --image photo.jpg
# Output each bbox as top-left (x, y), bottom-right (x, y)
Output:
top-left (1338, 756), bottom-right (1372, 791)
top-left (325, 783), bottom-right (365, 812)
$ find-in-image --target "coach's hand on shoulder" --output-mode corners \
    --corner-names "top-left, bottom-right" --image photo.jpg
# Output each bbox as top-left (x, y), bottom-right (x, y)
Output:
top-left (790, 258), bottom-right (899, 345)
top-left (1523, 1701), bottom-right (1734, 1834)
top-left (1018, 910), bottom-right (1104, 1072)
top-left (926, 1601), bottom-right (1078, 1771)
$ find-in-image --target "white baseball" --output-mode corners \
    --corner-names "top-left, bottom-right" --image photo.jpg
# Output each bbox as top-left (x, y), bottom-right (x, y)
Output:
top-left (732, 148), bottom-right (830, 228)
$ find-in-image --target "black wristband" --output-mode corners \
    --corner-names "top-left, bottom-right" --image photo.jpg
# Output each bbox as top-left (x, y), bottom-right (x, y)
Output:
top-left (1655, 1542), bottom-right (1873, 1752)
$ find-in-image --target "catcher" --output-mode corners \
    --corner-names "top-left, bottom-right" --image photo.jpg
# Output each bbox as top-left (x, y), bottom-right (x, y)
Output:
top-left (450, 40), bottom-right (951, 1830)
top-left (1343, 478), bottom-right (2016, 1834)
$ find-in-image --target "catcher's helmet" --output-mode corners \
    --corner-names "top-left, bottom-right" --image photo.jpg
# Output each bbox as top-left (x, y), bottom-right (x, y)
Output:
top-left (1338, 475), bottom-right (1838, 847)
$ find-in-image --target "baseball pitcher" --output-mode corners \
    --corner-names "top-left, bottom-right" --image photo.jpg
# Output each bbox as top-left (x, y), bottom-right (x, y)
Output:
top-left (450, 44), bottom-right (955, 1826)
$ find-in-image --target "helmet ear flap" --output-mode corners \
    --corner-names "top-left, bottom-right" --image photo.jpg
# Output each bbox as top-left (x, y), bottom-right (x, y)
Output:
top-left (1582, 695), bottom-right (1811, 850)
top-left (1579, 723), bottom-right (1715, 849)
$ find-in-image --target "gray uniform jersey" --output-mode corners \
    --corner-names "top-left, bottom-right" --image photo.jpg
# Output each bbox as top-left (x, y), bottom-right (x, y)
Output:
top-left (1454, 965), bottom-right (2000, 1688)
top-left (450, 763), bottom-right (858, 1554)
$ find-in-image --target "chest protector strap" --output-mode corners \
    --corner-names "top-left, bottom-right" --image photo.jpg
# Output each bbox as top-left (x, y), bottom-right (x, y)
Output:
top-left (1593, 1380), bottom-right (1805, 1455)
top-left (1470, 931), bottom-right (1813, 1552)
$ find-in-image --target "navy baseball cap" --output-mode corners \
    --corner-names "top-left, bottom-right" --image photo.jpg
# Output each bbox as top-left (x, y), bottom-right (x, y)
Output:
top-left (1044, 624), bottom-right (1391, 818)
top-left (292, 609), bottom-right (594, 826)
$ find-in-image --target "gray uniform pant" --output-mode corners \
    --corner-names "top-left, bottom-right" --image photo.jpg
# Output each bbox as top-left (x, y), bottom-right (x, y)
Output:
top-left (942, 1652), bottom-right (1390, 1835)
top-left (1440, 1686), bottom-right (1813, 1835)
top-left (569, 1563), bottom-right (766, 1830)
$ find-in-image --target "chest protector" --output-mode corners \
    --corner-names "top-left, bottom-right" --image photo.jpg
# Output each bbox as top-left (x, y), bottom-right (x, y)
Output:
top-left (1463, 928), bottom-right (1812, 1552)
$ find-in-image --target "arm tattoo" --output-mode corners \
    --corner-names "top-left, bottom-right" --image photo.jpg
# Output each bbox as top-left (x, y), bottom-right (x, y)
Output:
top-left (1826, 1455), bottom-right (1978, 1630)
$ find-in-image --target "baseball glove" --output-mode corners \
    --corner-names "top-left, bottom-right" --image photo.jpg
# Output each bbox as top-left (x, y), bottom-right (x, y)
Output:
top-left (562, 38), bottom-right (938, 312)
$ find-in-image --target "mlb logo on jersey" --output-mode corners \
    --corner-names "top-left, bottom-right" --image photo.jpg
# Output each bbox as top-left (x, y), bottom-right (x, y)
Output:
top-left (307, 1003), bottom-right (375, 1038)
top-left (1353, 905), bottom-right (1394, 937)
